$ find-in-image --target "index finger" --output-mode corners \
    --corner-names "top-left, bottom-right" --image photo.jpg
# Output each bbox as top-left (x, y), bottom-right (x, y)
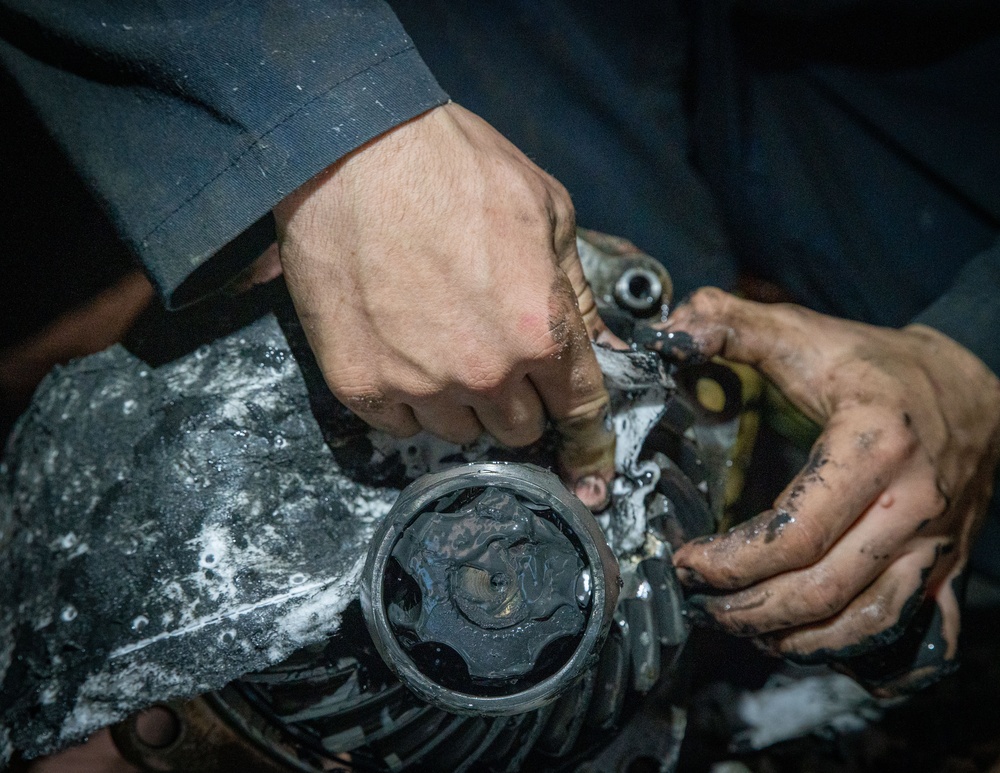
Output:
top-left (674, 405), bottom-right (919, 589)
top-left (529, 273), bottom-right (615, 509)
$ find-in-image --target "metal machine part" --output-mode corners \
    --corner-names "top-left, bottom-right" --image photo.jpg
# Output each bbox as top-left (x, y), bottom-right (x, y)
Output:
top-left (614, 267), bottom-right (664, 317)
top-left (576, 229), bottom-right (674, 330)
top-left (113, 452), bottom-right (702, 773)
top-left (361, 464), bottom-right (620, 717)
top-left (110, 233), bottom-right (739, 772)
top-left (0, 229), bottom-right (737, 771)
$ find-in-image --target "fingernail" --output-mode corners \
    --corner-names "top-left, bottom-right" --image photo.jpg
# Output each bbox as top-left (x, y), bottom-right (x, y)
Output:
top-left (662, 331), bottom-right (705, 364)
top-left (574, 474), bottom-right (610, 511)
top-left (673, 565), bottom-right (709, 588)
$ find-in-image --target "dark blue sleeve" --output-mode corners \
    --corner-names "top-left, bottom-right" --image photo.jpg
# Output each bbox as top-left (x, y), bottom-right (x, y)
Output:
top-left (912, 240), bottom-right (1000, 379)
top-left (0, 0), bottom-right (448, 307)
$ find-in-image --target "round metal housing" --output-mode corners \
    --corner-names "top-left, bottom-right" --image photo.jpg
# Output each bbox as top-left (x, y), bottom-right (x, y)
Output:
top-left (360, 463), bottom-right (620, 717)
top-left (614, 267), bottom-right (664, 315)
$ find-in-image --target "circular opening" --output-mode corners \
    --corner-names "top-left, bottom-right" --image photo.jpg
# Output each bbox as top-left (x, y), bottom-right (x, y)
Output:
top-left (134, 705), bottom-right (181, 749)
top-left (362, 463), bottom-right (618, 716)
top-left (615, 268), bottom-right (662, 314)
top-left (383, 486), bottom-right (589, 696)
top-left (627, 273), bottom-right (653, 301)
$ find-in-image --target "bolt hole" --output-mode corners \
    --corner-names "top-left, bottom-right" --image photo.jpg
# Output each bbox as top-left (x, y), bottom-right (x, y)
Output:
top-left (628, 274), bottom-right (653, 301)
top-left (134, 705), bottom-right (181, 749)
top-left (615, 268), bottom-right (662, 315)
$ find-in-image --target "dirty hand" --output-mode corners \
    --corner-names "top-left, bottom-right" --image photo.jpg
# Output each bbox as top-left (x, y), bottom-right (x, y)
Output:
top-left (668, 288), bottom-right (1000, 695)
top-left (272, 102), bottom-right (616, 507)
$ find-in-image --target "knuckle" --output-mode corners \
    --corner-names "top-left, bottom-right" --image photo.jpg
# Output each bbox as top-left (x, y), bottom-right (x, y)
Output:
top-left (858, 591), bottom-right (895, 631)
top-left (800, 572), bottom-right (850, 617)
top-left (337, 385), bottom-right (388, 415)
top-left (874, 422), bottom-right (919, 465)
top-left (385, 422), bottom-right (420, 439)
top-left (688, 287), bottom-right (731, 316)
top-left (438, 426), bottom-right (482, 446)
top-left (459, 366), bottom-right (508, 397)
top-left (789, 519), bottom-right (830, 564)
top-left (771, 302), bottom-right (816, 329)
top-left (561, 392), bottom-right (610, 428)
top-left (551, 189), bottom-right (577, 237)
top-left (494, 421), bottom-right (544, 449)
top-left (517, 312), bottom-right (574, 361)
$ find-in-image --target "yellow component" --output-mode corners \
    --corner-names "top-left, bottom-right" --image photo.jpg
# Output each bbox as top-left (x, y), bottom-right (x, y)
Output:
top-left (715, 358), bottom-right (764, 529)
top-left (694, 376), bottom-right (727, 414)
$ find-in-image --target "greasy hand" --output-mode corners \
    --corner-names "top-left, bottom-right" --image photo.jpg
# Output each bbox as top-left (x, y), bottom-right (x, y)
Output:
top-left (273, 103), bottom-right (616, 506)
top-left (668, 289), bottom-right (1000, 695)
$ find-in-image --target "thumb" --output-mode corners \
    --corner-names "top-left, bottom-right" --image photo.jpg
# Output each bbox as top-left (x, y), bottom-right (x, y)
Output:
top-left (663, 288), bottom-right (835, 421)
top-left (559, 242), bottom-right (628, 350)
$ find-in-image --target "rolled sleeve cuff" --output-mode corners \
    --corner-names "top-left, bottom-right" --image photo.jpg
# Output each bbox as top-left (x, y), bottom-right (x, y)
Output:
top-left (147, 47), bottom-right (448, 307)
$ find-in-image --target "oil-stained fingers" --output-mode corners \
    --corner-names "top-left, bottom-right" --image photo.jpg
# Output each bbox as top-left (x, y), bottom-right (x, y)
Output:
top-left (556, 229), bottom-right (628, 351)
top-left (762, 538), bottom-right (953, 663)
top-left (662, 288), bottom-right (837, 416)
top-left (843, 565), bottom-right (965, 698)
top-left (528, 283), bottom-right (615, 508)
top-left (684, 473), bottom-right (945, 636)
top-left (471, 376), bottom-right (548, 448)
top-left (674, 408), bottom-right (919, 590)
top-left (663, 288), bottom-right (797, 365)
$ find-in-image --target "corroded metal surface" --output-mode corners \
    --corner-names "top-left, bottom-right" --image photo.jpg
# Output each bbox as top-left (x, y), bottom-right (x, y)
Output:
top-left (0, 232), bottom-right (734, 771)
top-left (0, 315), bottom-right (396, 762)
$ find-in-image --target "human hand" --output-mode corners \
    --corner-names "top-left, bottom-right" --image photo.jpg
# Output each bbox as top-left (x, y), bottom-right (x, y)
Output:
top-left (666, 288), bottom-right (1000, 695)
top-left (272, 103), bottom-right (617, 507)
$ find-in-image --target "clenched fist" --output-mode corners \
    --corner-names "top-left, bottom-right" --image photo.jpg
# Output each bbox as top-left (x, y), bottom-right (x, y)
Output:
top-left (273, 103), bottom-right (617, 507)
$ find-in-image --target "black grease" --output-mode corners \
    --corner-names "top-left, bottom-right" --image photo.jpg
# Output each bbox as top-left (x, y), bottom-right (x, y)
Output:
top-left (765, 510), bottom-right (794, 543)
top-left (634, 325), bottom-right (705, 365)
top-left (783, 561), bottom-right (937, 670)
top-left (685, 592), bottom-right (769, 637)
top-left (784, 482), bottom-right (806, 510)
top-left (662, 331), bottom-right (703, 363)
top-left (903, 412), bottom-right (913, 427)
top-left (856, 429), bottom-right (880, 452)
top-left (631, 325), bottom-right (664, 349)
top-left (388, 487), bottom-right (586, 684)
top-left (802, 443), bottom-right (830, 479)
top-left (682, 598), bottom-right (716, 628)
top-left (841, 597), bottom-right (955, 697)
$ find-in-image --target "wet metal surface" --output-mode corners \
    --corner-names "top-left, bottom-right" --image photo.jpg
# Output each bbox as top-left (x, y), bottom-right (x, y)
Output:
top-left (387, 486), bottom-right (587, 681)
top-left (0, 315), bottom-right (395, 761)
top-left (0, 233), bottom-right (735, 771)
